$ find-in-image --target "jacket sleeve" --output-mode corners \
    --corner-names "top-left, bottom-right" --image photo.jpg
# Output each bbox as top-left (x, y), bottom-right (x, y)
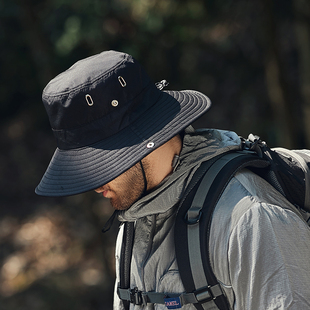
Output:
top-left (227, 202), bottom-right (310, 310)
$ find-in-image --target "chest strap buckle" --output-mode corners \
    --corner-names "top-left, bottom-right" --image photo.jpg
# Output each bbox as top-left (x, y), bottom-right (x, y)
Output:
top-left (118, 287), bottom-right (145, 306)
top-left (130, 287), bottom-right (143, 305)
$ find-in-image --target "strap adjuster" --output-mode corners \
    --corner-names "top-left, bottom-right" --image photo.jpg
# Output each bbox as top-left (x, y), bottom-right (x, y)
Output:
top-left (129, 287), bottom-right (143, 305)
top-left (185, 209), bottom-right (203, 225)
top-left (194, 286), bottom-right (216, 304)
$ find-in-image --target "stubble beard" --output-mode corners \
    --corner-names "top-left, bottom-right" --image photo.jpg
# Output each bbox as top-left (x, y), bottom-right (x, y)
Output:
top-left (109, 162), bottom-right (147, 210)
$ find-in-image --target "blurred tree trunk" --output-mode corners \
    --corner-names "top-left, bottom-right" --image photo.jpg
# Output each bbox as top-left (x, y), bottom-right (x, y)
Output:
top-left (294, 0), bottom-right (310, 148)
top-left (17, 0), bottom-right (56, 86)
top-left (261, 0), bottom-right (300, 148)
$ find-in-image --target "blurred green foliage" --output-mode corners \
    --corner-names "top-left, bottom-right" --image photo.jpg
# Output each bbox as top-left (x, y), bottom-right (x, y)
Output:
top-left (0, 0), bottom-right (310, 309)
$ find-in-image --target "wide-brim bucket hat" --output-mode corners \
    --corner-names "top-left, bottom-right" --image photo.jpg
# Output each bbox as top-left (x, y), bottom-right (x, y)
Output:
top-left (35, 51), bottom-right (211, 197)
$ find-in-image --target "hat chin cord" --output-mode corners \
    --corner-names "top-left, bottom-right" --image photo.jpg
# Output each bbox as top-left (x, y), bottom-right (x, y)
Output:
top-left (139, 160), bottom-right (148, 196)
top-left (102, 160), bottom-right (148, 233)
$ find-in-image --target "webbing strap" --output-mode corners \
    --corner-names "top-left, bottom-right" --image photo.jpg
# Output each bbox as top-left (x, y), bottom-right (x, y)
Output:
top-left (117, 285), bottom-right (223, 307)
top-left (275, 148), bottom-right (310, 210)
top-left (118, 288), bottom-right (169, 305)
top-left (186, 153), bottom-right (244, 309)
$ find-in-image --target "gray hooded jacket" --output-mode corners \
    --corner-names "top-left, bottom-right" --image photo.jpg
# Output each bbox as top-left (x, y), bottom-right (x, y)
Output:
top-left (114, 127), bottom-right (310, 310)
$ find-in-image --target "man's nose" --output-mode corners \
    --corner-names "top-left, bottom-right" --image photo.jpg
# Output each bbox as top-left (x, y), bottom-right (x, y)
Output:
top-left (94, 186), bottom-right (104, 193)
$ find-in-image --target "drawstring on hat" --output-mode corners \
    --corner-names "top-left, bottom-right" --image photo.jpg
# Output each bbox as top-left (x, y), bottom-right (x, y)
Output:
top-left (139, 161), bottom-right (148, 196)
top-left (102, 161), bottom-right (147, 233)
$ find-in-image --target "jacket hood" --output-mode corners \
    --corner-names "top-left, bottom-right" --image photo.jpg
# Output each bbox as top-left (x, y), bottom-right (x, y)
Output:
top-left (118, 127), bottom-right (242, 222)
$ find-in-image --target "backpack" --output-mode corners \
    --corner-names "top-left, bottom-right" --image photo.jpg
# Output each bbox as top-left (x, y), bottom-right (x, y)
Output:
top-left (117, 134), bottom-right (310, 309)
top-left (174, 134), bottom-right (310, 310)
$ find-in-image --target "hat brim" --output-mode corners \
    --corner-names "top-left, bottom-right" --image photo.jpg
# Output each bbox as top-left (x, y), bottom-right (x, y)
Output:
top-left (35, 90), bottom-right (211, 197)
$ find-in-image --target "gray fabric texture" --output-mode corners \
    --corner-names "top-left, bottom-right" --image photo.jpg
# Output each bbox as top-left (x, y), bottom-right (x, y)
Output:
top-left (113, 127), bottom-right (310, 310)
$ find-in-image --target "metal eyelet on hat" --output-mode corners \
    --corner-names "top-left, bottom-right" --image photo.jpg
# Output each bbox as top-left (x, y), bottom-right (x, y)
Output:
top-left (118, 76), bottom-right (126, 87)
top-left (85, 94), bottom-right (94, 106)
top-left (146, 142), bottom-right (155, 148)
top-left (111, 100), bottom-right (119, 107)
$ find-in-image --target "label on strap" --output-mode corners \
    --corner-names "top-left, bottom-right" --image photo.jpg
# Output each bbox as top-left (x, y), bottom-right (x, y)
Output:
top-left (164, 297), bottom-right (182, 309)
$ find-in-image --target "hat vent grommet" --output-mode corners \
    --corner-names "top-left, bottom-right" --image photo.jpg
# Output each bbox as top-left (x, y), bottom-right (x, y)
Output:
top-left (146, 142), bottom-right (155, 148)
top-left (118, 76), bottom-right (127, 87)
top-left (111, 100), bottom-right (119, 107)
top-left (85, 94), bottom-right (94, 106)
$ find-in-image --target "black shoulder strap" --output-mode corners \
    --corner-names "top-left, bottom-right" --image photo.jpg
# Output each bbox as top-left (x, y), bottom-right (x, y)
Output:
top-left (175, 152), bottom-right (269, 310)
top-left (119, 221), bottom-right (135, 310)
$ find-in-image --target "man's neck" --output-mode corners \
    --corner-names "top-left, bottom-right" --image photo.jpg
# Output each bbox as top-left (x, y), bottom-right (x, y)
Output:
top-left (142, 135), bottom-right (182, 191)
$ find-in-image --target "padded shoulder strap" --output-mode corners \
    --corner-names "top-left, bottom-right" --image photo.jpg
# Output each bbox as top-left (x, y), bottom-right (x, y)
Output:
top-left (175, 152), bottom-right (269, 310)
top-left (119, 221), bottom-right (135, 310)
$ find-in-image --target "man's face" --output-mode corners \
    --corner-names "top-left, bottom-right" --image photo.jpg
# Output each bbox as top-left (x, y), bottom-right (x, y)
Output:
top-left (95, 162), bottom-right (146, 210)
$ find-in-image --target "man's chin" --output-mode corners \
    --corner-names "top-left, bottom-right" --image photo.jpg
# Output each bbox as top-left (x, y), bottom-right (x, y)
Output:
top-left (110, 198), bottom-right (131, 211)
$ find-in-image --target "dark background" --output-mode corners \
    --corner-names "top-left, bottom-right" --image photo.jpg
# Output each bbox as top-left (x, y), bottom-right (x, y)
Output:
top-left (1, 0), bottom-right (310, 309)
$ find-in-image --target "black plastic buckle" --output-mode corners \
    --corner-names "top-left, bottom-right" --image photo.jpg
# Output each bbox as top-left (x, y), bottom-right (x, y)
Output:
top-left (194, 286), bottom-right (215, 304)
top-left (129, 287), bottom-right (143, 305)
